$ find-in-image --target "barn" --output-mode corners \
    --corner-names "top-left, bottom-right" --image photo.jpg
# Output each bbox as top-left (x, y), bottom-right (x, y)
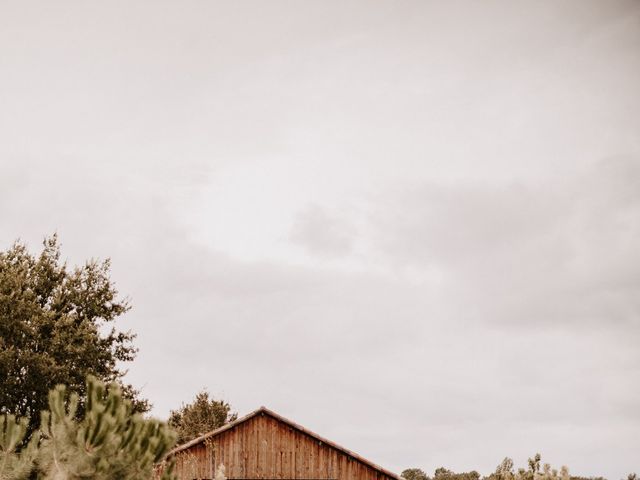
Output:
top-left (163, 406), bottom-right (400, 480)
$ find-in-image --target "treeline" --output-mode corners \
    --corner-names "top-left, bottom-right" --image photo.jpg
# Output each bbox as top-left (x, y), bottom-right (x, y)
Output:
top-left (402, 455), bottom-right (636, 480)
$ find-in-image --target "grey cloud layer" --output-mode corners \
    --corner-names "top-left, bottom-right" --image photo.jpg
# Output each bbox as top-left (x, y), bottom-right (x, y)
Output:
top-left (3, 157), bottom-right (637, 478)
top-left (1, 1), bottom-right (639, 479)
top-left (369, 157), bottom-right (640, 329)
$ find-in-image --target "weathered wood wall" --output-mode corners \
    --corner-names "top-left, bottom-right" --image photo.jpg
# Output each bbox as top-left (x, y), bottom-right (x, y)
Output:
top-left (170, 412), bottom-right (396, 480)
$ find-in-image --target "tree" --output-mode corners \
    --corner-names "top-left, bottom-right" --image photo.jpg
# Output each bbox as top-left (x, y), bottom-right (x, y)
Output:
top-left (168, 390), bottom-right (237, 445)
top-left (1, 376), bottom-right (176, 480)
top-left (402, 468), bottom-right (431, 480)
top-left (528, 454), bottom-right (541, 479)
top-left (0, 414), bottom-right (39, 480)
top-left (484, 454), bottom-right (572, 480)
top-left (434, 467), bottom-right (480, 480)
top-left (486, 458), bottom-right (516, 480)
top-left (0, 235), bottom-right (148, 438)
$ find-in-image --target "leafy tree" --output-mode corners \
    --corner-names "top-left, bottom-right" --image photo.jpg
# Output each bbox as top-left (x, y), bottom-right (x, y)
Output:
top-left (484, 454), bottom-right (571, 480)
top-left (434, 467), bottom-right (480, 480)
top-left (402, 468), bottom-right (431, 480)
top-left (0, 376), bottom-right (176, 480)
top-left (435, 468), bottom-right (455, 479)
top-left (407, 456), bottom-right (593, 480)
top-left (168, 390), bottom-right (237, 445)
top-left (528, 454), bottom-right (541, 479)
top-left (0, 235), bottom-right (148, 438)
top-left (496, 458), bottom-right (515, 476)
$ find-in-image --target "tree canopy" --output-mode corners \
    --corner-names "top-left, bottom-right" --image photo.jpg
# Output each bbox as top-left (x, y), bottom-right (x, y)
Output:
top-left (434, 467), bottom-right (481, 480)
top-left (168, 390), bottom-right (237, 445)
top-left (0, 235), bottom-right (148, 437)
top-left (402, 468), bottom-right (430, 480)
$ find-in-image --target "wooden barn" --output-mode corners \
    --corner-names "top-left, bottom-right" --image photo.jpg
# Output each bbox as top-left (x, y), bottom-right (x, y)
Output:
top-left (163, 406), bottom-right (400, 480)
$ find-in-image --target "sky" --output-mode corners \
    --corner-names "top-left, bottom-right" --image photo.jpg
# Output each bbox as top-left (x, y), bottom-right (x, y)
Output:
top-left (1, 1), bottom-right (639, 478)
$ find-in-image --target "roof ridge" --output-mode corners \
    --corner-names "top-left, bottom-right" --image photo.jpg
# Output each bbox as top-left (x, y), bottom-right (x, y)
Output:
top-left (167, 406), bottom-right (401, 480)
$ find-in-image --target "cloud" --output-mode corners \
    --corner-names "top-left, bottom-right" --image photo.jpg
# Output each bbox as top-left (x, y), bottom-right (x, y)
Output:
top-left (290, 204), bottom-right (357, 257)
top-left (368, 157), bottom-right (640, 331)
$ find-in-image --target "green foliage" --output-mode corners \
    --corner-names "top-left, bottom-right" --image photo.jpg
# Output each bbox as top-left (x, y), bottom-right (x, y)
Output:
top-left (168, 390), bottom-right (237, 445)
top-left (0, 235), bottom-right (149, 438)
top-left (402, 467), bottom-right (430, 480)
top-left (434, 466), bottom-right (480, 480)
top-left (487, 457), bottom-right (515, 480)
top-left (0, 415), bottom-right (39, 480)
top-left (406, 454), bottom-right (579, 480)
top-left (37, 376), bottom-right (175, 480)
top-left (485, 454), bottom-right (569, 480)
top-left (1, 376), bottom-right (176, 480)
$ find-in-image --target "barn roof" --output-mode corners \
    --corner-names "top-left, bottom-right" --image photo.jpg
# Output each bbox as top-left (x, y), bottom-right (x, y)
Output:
top-left (169, 406), bottom-right (401, 480)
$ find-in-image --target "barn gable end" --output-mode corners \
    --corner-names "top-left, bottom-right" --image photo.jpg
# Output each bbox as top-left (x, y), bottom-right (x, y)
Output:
top-left (166, 406), bottom-right (400, 480)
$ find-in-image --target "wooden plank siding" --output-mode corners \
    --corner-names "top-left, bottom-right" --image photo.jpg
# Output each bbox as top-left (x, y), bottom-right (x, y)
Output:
top-left (162, 407), bottom-right (399, 480)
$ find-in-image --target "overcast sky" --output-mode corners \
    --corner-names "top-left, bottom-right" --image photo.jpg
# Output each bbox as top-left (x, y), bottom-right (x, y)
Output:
top-left (1, 1), bottom-right (639, 478)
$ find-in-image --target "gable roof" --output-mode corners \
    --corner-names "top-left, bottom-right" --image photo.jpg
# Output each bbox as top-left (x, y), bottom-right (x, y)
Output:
top-left (169, 406), bottom-right (401, 480)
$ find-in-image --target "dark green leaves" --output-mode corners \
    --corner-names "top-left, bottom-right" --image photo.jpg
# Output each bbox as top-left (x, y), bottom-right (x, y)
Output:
top-left (0, 235), bottom-right (147, 438)
top-left (168, 390), bottom-right (237, 445)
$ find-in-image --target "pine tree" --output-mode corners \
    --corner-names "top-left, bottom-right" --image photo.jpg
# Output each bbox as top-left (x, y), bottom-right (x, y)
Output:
top-left (1, 376), bottom-right (176, 480)
top-left (0, 414), bottom-right (39, 480)
top-left (37, 376), bottom-right (176, 480)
